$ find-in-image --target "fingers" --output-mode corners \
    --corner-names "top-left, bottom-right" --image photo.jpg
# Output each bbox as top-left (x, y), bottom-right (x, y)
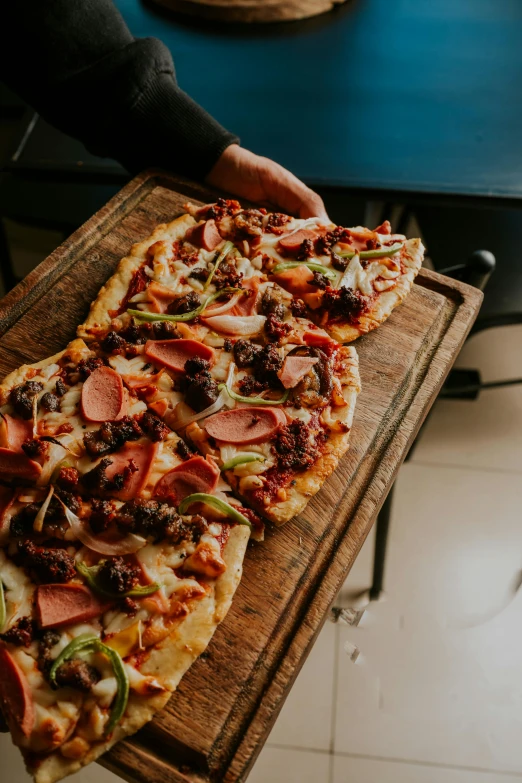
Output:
top-left (258, 156), bottom-right (330, 221)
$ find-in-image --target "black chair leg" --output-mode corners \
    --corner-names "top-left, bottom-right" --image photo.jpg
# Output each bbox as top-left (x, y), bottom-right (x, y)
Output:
top-left (369, 484), bottom-right (396, 601)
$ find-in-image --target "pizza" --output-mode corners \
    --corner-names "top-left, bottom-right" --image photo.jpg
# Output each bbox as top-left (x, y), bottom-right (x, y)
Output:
top-left (0, 196), bottom-right (421, 781)
top-left (182, 199), bottom-right (424, 343)
top-left (76, 219), bottom-right (361, 525)
top-left (0, 339), bottom-right (251, 782)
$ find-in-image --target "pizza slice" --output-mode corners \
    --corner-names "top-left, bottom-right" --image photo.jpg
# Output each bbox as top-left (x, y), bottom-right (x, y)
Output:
top-left (84, 288), bottom-right (360, 525)
top-left (78, 211), bottom-right (269, 345)
top-left (0, 342), bottom-right (253, 783)
top-left (185, 199), bottom-right (424, 342)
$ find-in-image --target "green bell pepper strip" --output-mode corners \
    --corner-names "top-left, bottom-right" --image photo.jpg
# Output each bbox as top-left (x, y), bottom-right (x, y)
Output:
top-left (221, 454), bottom-right (264, 472)
top-left (272, 261), bottom-right (337, 279)
top-left (0, 580), bottom-right (5, 633)
top-left (205, 241), bottom-right (235, 289)
top-left (49, 634), bottom-right (129, 736)
top-left (218, 383), bottom-right (289, 406)
top-left (178, 494), bottom-right (252, 528)
top-left (337, 242), bottom-right (404, 260)
top-left (127, 287), bottom-right (237, 324)
top-left (76, 562), bottom-right (160, 600)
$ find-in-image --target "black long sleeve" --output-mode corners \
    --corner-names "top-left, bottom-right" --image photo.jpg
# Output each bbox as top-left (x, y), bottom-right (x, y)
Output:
top-left (0, 0), bottom-right (239, 179)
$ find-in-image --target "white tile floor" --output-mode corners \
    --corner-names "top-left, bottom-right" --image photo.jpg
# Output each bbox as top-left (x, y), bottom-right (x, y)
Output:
top-left (2, 325), bottom-right (522, 782)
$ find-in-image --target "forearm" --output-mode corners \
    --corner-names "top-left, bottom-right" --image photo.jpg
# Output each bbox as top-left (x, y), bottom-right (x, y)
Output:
top-left (0, 0), bottom-right (238, 179)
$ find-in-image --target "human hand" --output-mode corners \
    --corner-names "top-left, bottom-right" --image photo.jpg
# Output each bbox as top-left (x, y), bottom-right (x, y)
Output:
top-left (206, 144), bottom-right (329, 220)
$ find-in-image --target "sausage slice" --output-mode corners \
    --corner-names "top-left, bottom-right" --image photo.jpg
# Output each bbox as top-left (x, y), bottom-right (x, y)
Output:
top-left (0, 643), bottom-right (35, 738)
top-left (104, 440), bottom-right (159, 501)
top-left (81, 366), bottom-right (126, 423)
top-left (0, 448), bottom-right (42, 480)
top-left (36, 584), bottom-right (108, 629)
top-left (154, 455), bottom-right (220, 501)
top-left (185, 219), bottom-right (222, 251)
top-left (278, 356), bottom-right (319, 389)
top-left (204, 407), bottom-right (285, 445)
top-left (278, 228), bottom-right (319, 252)
top-left (145, 339), bottom-right (214, 373)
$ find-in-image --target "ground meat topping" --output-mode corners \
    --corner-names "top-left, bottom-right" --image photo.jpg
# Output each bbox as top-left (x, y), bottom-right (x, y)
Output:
top-left (83, 416), bottom-right (143, 458)
top-left (101, 330), bottom-right (126, 354)
top-left (40, 392), bottom-right (60, 412)
top-left (55, 467), bottom-right (80, 492)
top-left (55, 379), bottom-right (67, 397)
top-left (266, 212), bottom-right (292, 235)
top-left (139, 411), bottom-right (170, 442)
top-left (206, 198), bottom-right (242, 221)
top-left (54, 659), bottom-right (100, 693)
top-left (265, 313), bottom-right (292, 344)
top-left (234, 209), bottom-right (264, 237)
top-left (182, 359), bottom-right (219, 412)
top-left (9, 381), bottom-right (43, 419)
top-left (296, 238), bottom-right (316, 260)
top-left (254, 344), bottom-right (283, 388)
top-left (19, 541), bottom-right (76, 584)
top-left (233, 339), bottom-right (262, 369)
top-left (97, 557), bottom-right (140, 594)
top-left (175, 439), bottom-right (194, 461)
top-left (322, 286), bottom-right (368, 323)
top-left (290, 298), bottom-right (308, 318)
top-left (167, 292), bottom-right (201, 316)
top-left (238, 376), bottom-right (266, 397)
top-left (21, 438), bottom-right (47, 459)
top-left (273, 420), bottom-right (322, 471)
top-left (38, 630), bottom-right (60, 678)
top-left (115, 498), bottom-right (207, 544)
top-left (0, 617), bottom-right (35, 647)
top-left (213, 262), bottom-right (243, 290)
top-left (308, 271), bottom-right (330, 290)
top-left (88, 498), bottom-right (115, 534)
top-left (261, 289), bottom-right (285, 320)
top-left (188, 266), bottom-right (209, 283)
top-left (77, 357), bottom-right (105, 380)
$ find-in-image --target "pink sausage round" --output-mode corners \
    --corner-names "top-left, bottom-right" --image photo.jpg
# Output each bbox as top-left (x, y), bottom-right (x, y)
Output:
top-left (278, 228), bottom-right (319, 252)
top-left (2, 414), bottom-right (33, 453)
top-left (36, 584), bottom-right (108, 629)
top-left (0, 448), bottom-right (42, 480)
top-left (278, 356), bottom-right (319, 389)
top-left (154, 455), bottom-right (220, 501)
top-left (0, 643), bottom-right (35, 738)
top-left (145, 339), bottom-right (214, 373)
top-left (104, 440), bottom-right (159, 501)
top-left (185, 219), bottom-right (222, 251)
top-left (204, 407), bottom-right (284, 445)
top-left (81, 366), bottom-right (126, 423)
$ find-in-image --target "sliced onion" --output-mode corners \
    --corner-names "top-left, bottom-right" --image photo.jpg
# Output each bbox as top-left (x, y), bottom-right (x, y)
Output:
top-left (203, 315), bottom-right (266, 336)
top-left (169, 363), bottom-right (236, 430)
top-left (32, 395), bottom-right (39, 438)
top-left (58, 498), bottom-right (146, 555)
top-left (339, 254), bottom-right (362, 289)
top-left (203, 291), bottom-right (242, 316)
top-left (33, 485), bottom-right (54, 533)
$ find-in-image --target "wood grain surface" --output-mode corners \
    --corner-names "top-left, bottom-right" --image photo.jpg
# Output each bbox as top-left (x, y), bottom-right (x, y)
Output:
top-left (0, 171), bottom-right (483, 783)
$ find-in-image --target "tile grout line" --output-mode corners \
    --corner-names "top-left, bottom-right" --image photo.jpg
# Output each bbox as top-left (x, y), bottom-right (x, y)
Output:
top-left (265, 742), bottom-right (522, 778)
top-left (328, 622), bottom-right (340, 783)
top-left (407, 457), bottom-right (522, 478)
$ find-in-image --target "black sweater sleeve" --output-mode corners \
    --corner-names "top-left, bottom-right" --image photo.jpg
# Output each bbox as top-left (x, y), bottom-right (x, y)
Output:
top-left (0, 0), bottom-right (239, 179)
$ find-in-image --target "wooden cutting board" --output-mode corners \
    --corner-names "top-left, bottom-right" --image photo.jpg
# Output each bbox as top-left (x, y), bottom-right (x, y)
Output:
top-left (0, 171), bottom-right (482, 783)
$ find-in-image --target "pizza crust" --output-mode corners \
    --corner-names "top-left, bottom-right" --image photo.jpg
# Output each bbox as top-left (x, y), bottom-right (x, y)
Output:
top-left (29, 524), bottom-right (250, 783)
top-left (0, 339), bottom-right (93, 405)
top-left (325, 238), bottom-right (424, 343)
top-left (225, 346), bottom-right (361, 525)
top-left (77, 214), bottom-right (196, 341)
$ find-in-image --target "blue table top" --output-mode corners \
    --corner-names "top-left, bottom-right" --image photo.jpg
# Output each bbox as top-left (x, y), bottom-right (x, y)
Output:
top-left (115, 0), bottom-right (522, 200)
